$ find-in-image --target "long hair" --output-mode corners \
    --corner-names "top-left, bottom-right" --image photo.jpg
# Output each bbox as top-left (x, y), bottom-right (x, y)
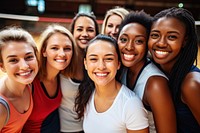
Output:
top-left (74, 34), bottom-right (120, 119)
top-left (153, 7), bottom-right (198, 103)
top-left (38, 24), bottom-right (78, 79)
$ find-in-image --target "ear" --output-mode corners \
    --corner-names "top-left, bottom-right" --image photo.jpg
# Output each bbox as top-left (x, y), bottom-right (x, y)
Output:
top-left (43, 51), bottom-right (47, 57)
top-left (0, 62), bottom-right (6, 73)
top-left (84, 58), bottom-right (87, 70)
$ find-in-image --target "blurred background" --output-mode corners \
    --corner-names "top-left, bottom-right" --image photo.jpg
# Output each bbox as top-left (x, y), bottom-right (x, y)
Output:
top-left (0, 0), bottom-right (200, 75)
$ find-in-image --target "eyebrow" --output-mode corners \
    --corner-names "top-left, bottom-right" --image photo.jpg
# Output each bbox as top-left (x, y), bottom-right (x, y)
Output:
top-left (6, 52), bottom-right (34, 59)
top-left (151, 30), bottom-right (180, 35)
top-left (88, 53), bottom-right (115, 57)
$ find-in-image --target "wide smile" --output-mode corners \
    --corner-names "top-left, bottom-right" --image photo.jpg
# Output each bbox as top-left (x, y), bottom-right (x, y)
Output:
top-left (123, 54), bottom-right (135, 61)
top-left (153, 50), bottom-right (170, 59)
top-left (55, 59), bottom-right (66, 63)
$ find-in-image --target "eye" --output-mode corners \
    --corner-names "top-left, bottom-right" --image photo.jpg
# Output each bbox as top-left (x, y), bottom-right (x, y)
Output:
top-left (168, 35), bottom-right (177, 40)
top-left (89, 57), bottom-right (97, 62)
top-left (87, 28), bottom-right (95, 33)
top-left (107, 24), bottom-right (113, 28)
top-left (76, 28), bottom-right (83, 32)
top-left (51, 47), bottom-right (58, 50)
top-left (135, 39), bottom-right (145, 45)
top-left (119, 37), bottom-right (128, 43)
top-left (8, 58), bottom-right (18, 63)
top-left (105, 57), bottom-right (114, 62)
top-left (26, 55), bottom-right (35, 61)
top-left (64, 47), bottom-right (72, 51)
top-left (150, 33), bottom-right (159, 39)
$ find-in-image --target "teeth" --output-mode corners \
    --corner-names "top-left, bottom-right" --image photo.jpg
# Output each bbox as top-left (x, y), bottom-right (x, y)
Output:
top-left (19, 71), bottom-right (31, 76)
top-left (155, 50), bottom-right (168, 55)
top-left (124, 54), bottom-right (134, 60)
top-left (96, 73), bottom-right (107, 77)
top-left (56, 59), bottom-right (65, 63)
top-left (80, 40), bottom-right (88, 44)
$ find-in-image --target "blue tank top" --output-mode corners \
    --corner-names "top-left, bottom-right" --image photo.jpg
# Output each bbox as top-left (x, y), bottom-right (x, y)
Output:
top-left (176, 65), bottom-right (200, 133)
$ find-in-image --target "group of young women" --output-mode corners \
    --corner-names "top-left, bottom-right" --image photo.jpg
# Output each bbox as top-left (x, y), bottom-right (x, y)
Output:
top-left (0, 5), bottom-right (199, 133)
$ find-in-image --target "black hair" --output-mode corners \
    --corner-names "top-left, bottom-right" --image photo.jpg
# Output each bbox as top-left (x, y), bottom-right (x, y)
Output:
top-left (153, 7), bottom-right (198, 103)
top-left (75, 34), bottom-right (120, 119)
top-left (118, 10), bottom-right (152, 40)
top-left (70, 12), bottom-right (99, 35)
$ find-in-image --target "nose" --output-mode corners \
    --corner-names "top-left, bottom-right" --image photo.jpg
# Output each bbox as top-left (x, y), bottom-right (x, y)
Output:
top-left (111, 27), bottom-right (118, 34)
top-left (97, 59), bottom-right (106, 70)
top-left (125, 41), bottom-right (134, 51)
top-left (58, 49), bottom-right (66, 57)
top-left (19, 59), bottom-right (29, 70)
top-left (156, 36), bottom-right (167, 48)
top-left (82, 30), bottom-right (89, 36)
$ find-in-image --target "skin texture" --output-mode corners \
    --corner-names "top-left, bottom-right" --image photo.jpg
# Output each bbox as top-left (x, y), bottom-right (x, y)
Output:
top-left (118, 23), bottom-right (176, 133)
top-left (84, 40), bottom-right (148, 133)
top-left (148, 17), bottom-right (200, 125)
top-left (0, 41), bottom-right (38, 130)
top-left (73, 16), bottom-right (96, 49)
top-left (105, 14), bottom-right (122, 40)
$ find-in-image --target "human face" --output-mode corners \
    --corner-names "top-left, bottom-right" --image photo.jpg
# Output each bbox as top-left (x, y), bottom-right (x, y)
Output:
top-left (43, 32), bottom-right (73, 72)
top-left (118, 23), bottom-right (147, 68)
top-left (73, 16), bottom-right (96, 49)
top-left (148, 17), bottom-right (186, 70)
top-left (0, 41), bottom-right (38, 85)
top-left (105, 14), bottom-right (122, 40)
top-left (84, 40), bottom-right (120, 87)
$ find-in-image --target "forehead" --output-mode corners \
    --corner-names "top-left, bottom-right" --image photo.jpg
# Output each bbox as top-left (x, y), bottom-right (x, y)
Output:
top-left (120, 23), bottom-right (147, 35)
top-left (152, 17), bottom-right (185, 31)
top-left (2, 41), bottom-right (34, 56)
top-left (87, 40), bottom-right (116, 55)
top-left (107, 14), bottom-right (122, 23)
top-left (75, 16), bottom-right (95, 27)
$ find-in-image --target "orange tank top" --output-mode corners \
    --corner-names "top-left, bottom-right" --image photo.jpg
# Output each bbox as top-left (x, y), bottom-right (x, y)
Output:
top-left (0, 85), bottom-right (33, 133)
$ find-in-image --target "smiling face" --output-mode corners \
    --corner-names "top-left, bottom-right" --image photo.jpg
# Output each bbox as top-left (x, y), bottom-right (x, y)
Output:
top-left (118, 23), bottom-right (147, 69)
top-left (148, 17), bottom-right (186, 70)
top-left (43, 32), bottom-right (73, 72)
top-left (84, 40), bottom-right (120, 87)
top-left (105, 14), bottom-right (122, 40)
top-left (73, 16), bottom-right (97, 49)
top-left (0, 41), bottom-right (38, 84)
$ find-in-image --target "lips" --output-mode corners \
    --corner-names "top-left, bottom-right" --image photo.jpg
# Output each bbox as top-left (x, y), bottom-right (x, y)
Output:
top-left (55, 59), bottom-right (66, 63)
top-left (123, 54), bottom-right (135, 61)
top-left (95, 72), bottom-right (108, 77)
top-left (17, 70), bottom-right (32, 76)
top-left (154, 50), bottom-right (170, 59)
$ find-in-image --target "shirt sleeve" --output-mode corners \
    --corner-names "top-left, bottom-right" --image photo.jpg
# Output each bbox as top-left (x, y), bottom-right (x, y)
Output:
top-left (123, 96), bottom-right (149, 130)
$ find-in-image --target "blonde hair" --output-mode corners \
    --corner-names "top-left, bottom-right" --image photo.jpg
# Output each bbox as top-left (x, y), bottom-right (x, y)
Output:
top-left (101, 6), bottom-right (129, 34)
top-left (38, 24), bottom-right (78, 79)
top-left (0, 26), bottom-right (38, 63)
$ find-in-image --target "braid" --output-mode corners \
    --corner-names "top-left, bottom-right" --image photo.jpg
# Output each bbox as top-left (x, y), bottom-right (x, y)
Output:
top-left (154, 7), bottom-right (198, 103)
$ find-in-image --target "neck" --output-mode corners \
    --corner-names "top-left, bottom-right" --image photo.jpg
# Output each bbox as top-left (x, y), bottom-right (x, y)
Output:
top-left (4, 77), bottom-right (27, 97)
top-left (95, 80), bottom-right (120, 98)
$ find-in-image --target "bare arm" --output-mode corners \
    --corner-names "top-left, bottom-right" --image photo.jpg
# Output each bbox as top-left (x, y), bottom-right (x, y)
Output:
top-left (144, 76), bottom-right (177, 133)
top-left (181, 72), bottom-right (200, 125)
top-left (127, 127), bottom-right (149, 133)
top-left (0, 103), bottom-right (8, 130)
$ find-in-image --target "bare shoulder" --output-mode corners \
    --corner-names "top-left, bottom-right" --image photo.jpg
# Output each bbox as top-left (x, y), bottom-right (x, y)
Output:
top-left (181, 72), bottom-right (200, 103)
top-left (145, 76), bottom-right (169, 94)
top-left (144, 76), bottom-right (171, 105)
top-left (0, 101), bottom-right (8, 130)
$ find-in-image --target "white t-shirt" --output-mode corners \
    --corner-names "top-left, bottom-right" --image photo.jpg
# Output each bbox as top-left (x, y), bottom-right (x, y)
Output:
top-left (59, 74), bottom-right (83, 132)
top-left (83, 85), bottom-right (149, 133)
